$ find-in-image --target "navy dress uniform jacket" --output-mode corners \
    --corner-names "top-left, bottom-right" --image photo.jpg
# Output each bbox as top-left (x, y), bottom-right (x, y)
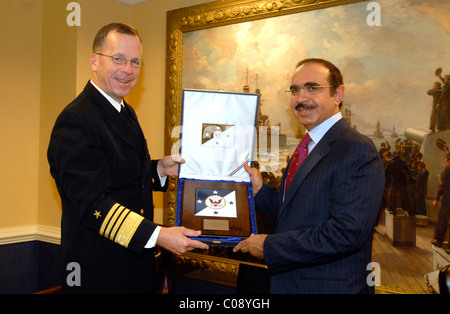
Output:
top-left (48, 82), bottom-right (167, 293)
top-left (255, 119), bottom-right (385, 294)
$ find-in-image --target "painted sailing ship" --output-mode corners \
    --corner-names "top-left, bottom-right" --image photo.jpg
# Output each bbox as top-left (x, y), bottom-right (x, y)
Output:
top-left (391, 126), bottom-right (398, 138)
top-left (243, 71), bottom-right (287, 147)
top-left (374, 120), bottom-right (384, 139)
top-left (342, 102), bottom-right (357, 130)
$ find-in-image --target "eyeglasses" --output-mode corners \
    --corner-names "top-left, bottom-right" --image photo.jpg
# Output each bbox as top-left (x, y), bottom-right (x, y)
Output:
top-left (286, 83), bottom-right (334, 96)
top-left (95, 53), bottom-right (143, 68)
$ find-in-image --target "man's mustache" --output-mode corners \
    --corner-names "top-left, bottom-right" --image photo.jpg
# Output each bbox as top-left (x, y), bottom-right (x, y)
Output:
top-left (295, 103), bottom-right (317, 110)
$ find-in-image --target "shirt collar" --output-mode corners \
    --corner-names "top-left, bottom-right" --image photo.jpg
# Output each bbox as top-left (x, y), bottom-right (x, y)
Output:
top-left (307, 112), bottom-right (343, 145)
top-left (90, 80), bottom-right (124, 112)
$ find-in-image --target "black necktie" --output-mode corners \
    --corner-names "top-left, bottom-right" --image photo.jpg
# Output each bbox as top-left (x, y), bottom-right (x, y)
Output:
top-left (121, 105), bottom-right (131, 122)
top-left (120, 105), bottom-right (144, 158)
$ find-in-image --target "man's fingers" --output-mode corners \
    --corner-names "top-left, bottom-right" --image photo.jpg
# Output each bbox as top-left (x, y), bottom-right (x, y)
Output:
top-left (187, 239), bottom-right (209, 250)
top-left (233, 234), bottom-right (266, 259)
top-left (157, 227), bottom-right (208, 255)
top-left (244, 164), bottom-right (262, 195)
top-left (233, 239), bottom-right (246, 253)
top-left (181, 227), bottom-right (202, 238)
top-left (244, 163), bottom-right (257, 176)
top-left (180, 228), bottom-right (209, 251)
top-left (170, 154), bottom-right (186, 164)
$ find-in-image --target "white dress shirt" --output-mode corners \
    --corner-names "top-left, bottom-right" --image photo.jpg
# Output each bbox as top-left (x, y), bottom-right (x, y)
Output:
top-left (306, 112), bottom-right (343, 154)
top-left (283, 112), bottom-right (343, 199)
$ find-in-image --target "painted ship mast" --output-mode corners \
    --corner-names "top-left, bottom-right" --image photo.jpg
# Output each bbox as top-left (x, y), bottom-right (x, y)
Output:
top-left (243, 69), bottom-right (286, 147)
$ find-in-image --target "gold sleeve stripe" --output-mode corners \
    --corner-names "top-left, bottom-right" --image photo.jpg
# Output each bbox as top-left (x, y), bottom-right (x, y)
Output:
top-left (108, 207), bottom-right (129, 241)
top-left (102, 205), bottom-right (125, 239)
top-left (99, 203), bottom-right (121, 237)
top-left (115, 211), bottom-right (144, 248)
top-left (99, 203), bottom-right (144, 248)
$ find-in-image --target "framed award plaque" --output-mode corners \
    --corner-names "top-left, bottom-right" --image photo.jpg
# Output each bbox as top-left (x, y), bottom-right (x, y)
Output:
top-left (175, 89), bottom-right (260, 246)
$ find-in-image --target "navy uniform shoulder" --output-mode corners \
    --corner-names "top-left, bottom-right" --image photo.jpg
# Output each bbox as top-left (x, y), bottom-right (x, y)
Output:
top-left (54, 86), bottom-right (101, 129)
top-left (60, 88), bottom-right (97, 117)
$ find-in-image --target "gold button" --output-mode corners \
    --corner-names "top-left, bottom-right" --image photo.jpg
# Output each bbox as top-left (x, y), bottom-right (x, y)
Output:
top-left (140, 209), bottom-right (144, 215)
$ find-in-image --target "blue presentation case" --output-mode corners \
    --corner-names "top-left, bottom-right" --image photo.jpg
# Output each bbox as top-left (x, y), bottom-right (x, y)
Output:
top-left (175, 89), bottom-right (260, 246)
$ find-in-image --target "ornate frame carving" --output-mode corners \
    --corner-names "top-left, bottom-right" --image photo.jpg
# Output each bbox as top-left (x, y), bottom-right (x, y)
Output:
top-left (164, 0), bottom-right (365, 287)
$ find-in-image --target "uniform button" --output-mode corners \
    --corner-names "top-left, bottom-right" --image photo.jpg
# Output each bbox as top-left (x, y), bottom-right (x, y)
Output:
top-left (140, 209), bottom-right (144, 215)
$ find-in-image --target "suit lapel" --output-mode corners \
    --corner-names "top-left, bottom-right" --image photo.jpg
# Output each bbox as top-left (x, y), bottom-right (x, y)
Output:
top-left (279, 119), bottom-right (348, 217)
top-left (85, 82), bottom-right (145, 156)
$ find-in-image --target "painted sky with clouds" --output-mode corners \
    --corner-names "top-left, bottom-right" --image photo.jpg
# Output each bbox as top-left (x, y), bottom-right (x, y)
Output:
top-left (182, 0), bottom-right (450, 136)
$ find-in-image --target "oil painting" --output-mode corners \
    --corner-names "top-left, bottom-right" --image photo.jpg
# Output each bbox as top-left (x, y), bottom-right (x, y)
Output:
top-left (166, 0), bottom-right (450, 293)
top-left (181, 0), bottom-right (450, 177)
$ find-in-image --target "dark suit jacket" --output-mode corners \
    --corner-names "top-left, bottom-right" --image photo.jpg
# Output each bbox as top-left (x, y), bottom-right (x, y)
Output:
top-left (255, 118), bottom-right (385, 294)
top-left (48, 82), bottom-right (167, 293)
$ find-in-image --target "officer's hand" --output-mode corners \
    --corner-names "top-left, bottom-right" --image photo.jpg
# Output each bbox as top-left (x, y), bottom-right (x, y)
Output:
top-left (156, 227), bottom-right (208, 255)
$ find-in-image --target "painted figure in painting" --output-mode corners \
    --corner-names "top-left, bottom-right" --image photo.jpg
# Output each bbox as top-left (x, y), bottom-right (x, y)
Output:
top-left (428, 81), bottom-right (442, 133)
top-left (432, 154), bottom-right (450, 254)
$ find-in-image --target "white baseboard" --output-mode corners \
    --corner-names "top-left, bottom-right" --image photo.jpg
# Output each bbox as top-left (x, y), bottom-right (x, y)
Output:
top-left (0, 225), bottom-right (61, 246)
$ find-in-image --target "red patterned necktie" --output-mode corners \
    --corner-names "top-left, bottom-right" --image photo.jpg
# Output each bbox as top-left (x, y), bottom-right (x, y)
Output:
top-left (285, 133), bottom-right (312, 192)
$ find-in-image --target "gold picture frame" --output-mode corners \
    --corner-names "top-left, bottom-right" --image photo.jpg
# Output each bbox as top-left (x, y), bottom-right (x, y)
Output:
top-left (164, 0), bottom-right (366, 287)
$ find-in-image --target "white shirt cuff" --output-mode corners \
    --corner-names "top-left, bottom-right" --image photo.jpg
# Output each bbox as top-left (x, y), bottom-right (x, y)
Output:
top-left (144, 170), bottom-right (166, 249)
top-left (158, 171), bottom-right (167, 187)
top-left (145, 226), bottom-right (161, 249)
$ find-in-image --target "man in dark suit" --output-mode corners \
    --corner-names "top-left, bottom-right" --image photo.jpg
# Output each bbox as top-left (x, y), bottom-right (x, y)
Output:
top-left (234, 58), bottom-right (385, 294)
top-left (48, 23), bottom-right (208, 294)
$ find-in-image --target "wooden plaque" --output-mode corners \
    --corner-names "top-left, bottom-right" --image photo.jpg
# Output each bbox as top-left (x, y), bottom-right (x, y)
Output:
top-left (180, 180), bottom-right (252, 238)
top-left (175, 90), bottom-right (259, 244)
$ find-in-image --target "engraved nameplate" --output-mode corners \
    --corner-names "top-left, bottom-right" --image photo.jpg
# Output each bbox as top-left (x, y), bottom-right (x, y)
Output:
top-left (203, 219), bottom-right (230, 231)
